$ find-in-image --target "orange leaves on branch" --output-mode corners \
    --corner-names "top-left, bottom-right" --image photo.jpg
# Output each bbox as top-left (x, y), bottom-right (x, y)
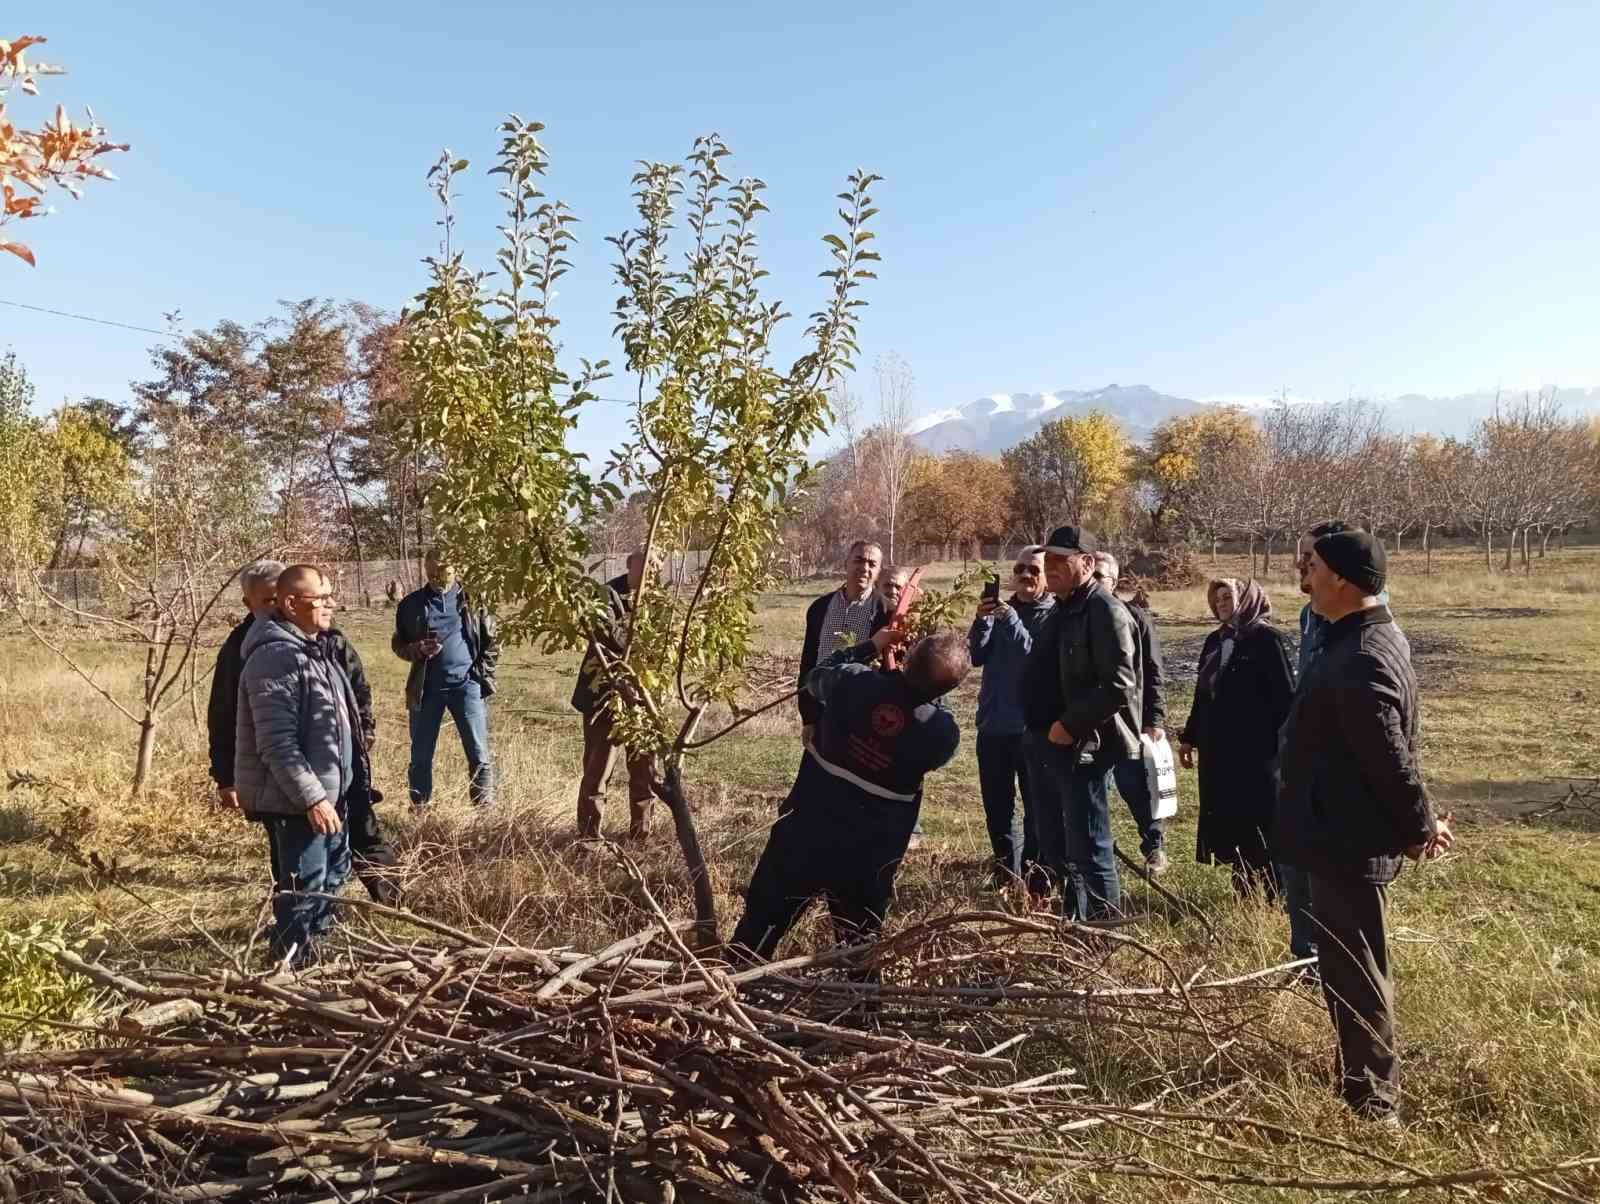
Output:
top-left (1, 34), bottom-right (127, 266)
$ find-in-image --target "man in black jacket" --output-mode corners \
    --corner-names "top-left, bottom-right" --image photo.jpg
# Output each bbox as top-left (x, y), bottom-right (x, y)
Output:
top-left (392, 549), bottom-right (500, 808)
top-left (797, 540), bottom-right (889, 745)
top-left (1093, 552), bottom-right (1170, 874)
top-left (571, 550), bottom-right (657, 838)
top-left (208, 560), bottom-right (399, 904)
top-left (1020, 526), bottom-right (1141, 920)
top-left (1275, 529), bottom-right (1453, 1122)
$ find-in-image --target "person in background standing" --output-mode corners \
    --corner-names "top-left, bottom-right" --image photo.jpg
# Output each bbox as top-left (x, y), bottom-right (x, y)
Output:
top-left (1275, 529), bottom-right (1452, 1124)
top-left (797, 540), bottom-right (889, 745)
top-left (968, 546), bottom-right (1053, 894)
top-left (572, 550), bottom-right (658, 839)
top-left (1178, 579), bottom-right (1295, 898)
top-left (210, 559), bottom-right (286, 817)
top-left (1020, 526), bottom-right (1140, 921)
top-left (392, 548), bottom-right (500, 809)
top-left (1092, 552), bottom-right (1171, 876)
top-left (235, 565), bottom-right (358, 969)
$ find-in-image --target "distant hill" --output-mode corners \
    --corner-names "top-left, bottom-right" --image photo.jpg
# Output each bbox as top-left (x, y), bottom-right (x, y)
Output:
top-left (907, 383), bottom-right (1600, 454)
top-left (908, 385), bottom-right (1206, 454)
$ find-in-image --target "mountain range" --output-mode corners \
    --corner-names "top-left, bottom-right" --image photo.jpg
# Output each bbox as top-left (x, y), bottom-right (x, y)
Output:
top-left (907, 384), bottom-right (1600, 455)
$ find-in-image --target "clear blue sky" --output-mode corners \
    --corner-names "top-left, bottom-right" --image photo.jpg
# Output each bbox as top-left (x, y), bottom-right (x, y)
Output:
top-left (6, 1), bottom-right (1599, 461)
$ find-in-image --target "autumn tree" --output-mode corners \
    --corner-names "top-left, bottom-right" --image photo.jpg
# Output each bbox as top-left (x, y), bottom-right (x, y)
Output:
top-left (1003, 411), bottom-right (1128, 536)
top-left (41, 402), bottom-right (133, 568)
top-left (903, 451), bottom-right (1012, 562)
top-left (0, 353), bottom-right (62, 595)
top-left (874, 352), bottom-right (917, 562)
top-left (404, 120), bottom-right (880, 944)
top-left (0, 33), bottom-right (126, 266)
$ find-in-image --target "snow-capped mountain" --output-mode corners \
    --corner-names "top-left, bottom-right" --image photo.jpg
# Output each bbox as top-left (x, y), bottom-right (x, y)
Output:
top-left (908, 384), bottom-right (1205, 454)
top-left (907, 384), bottom-right (1600, 454)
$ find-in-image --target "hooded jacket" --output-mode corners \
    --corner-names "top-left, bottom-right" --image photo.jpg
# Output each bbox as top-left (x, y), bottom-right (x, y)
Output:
top-left (235, 614), bottom-right (360, 818)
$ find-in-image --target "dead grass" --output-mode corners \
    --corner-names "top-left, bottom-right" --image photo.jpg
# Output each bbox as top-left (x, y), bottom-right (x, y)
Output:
top-left (3, 545), bottom-right (1600, 1198)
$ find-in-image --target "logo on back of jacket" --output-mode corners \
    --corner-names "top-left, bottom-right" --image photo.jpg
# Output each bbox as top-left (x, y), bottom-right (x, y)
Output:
top-left (849, 702), bottom-right (907, 774)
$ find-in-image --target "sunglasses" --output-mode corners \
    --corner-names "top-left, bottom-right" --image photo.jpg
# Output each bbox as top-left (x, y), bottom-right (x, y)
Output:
top-left (1013, 564), bottom-right (1041, 576)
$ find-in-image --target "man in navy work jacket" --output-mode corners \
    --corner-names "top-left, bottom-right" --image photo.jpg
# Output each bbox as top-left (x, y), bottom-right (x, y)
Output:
top-left (1275, 529), bottom-right (1453, 1123)
top-left (968, 544), bottom-right (1053, 892)
top-left (392, 548), bottom-right (500, 808)
top-left (731, 627), bottom-right (969, 960)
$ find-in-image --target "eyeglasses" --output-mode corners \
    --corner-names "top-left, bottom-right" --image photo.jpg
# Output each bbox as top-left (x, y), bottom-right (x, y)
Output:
top-left (294, 593), bottom-right (336, 609)
top-left (1013, 565), bottom-right (1041, 576)
top-left (1091, 571), bottom-right (1107, 582)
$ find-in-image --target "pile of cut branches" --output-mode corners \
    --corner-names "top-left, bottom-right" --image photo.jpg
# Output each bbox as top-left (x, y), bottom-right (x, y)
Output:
top-left (3, 900), bottom-right (1595, 1202)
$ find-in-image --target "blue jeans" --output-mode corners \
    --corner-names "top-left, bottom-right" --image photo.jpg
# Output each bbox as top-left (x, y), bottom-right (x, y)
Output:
top-left (1111, 756), bottom-right (1166, 858)
top-left (408, 679), bottom-right (493, 805)
top-left (1278, 862), bottom-right (1318, 959)
top-left (1023, 732), bottom-right (1120, 920)
top-left (268, 804), bottom-right (351, 966)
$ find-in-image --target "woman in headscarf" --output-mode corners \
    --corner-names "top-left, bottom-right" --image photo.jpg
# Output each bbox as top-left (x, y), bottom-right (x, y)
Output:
top-left (1178, 578), bottom-right (1296, 897)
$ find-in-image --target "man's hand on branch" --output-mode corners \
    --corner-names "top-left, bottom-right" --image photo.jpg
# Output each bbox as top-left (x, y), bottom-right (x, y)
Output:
top-left (871, 625), bottom-right (909, 657)
top-left (307, 800), bottom-right (342, 835)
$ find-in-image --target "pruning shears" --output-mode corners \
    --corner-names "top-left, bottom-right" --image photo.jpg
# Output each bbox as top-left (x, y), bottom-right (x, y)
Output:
top-left (881, 566), bottom-right (924, 671)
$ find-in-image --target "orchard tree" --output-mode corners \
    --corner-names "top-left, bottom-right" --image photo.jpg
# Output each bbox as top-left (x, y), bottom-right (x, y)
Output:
top-left (42, 402), bottom-right (133, 568)
top-left (1003, 411), bottom-right (1128, 533)
top-left (0, 353), bottom-right (63, 593)
top-left (1, 34), bottom-right (125, 265)
top-left (404, 119), bottom-right (880, 944)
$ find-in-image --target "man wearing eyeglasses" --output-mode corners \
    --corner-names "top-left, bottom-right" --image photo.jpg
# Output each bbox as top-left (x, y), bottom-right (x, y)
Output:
top-left (236, 564), bottom-right (360, 969)
top-left (968, 546), bottom-right (1053, 895)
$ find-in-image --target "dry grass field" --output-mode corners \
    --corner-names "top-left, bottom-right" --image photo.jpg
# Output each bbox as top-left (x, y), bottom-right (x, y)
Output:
top-left (3, 543), bottom-right (1599, 1199)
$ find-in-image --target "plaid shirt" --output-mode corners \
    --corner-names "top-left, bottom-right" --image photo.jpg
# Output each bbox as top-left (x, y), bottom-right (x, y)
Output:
top-left (821, 589), bottom-right (878, 652)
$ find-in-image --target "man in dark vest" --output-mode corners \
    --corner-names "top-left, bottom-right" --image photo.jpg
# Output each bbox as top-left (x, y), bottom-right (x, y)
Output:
top-left (1275, 529), bottom-right (1453, 1123)
top-left (731, 627), bottom-right (969, 959)
top-left (571, 550), bottom-right (657, 838)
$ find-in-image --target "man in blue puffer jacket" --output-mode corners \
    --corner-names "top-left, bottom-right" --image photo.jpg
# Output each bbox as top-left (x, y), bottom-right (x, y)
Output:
top-left (236, 564), bottom-right (361, 969)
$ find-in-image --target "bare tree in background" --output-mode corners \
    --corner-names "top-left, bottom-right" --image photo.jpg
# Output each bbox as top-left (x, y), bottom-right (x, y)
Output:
top-left (875, 351), bottom-right (916, 563)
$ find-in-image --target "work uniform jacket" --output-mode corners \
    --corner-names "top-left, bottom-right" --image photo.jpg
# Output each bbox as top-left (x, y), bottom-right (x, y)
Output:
top-left (1274, 606), bottom-right (1436, 883)
top-left (793, 641), bottom-right (960, 810)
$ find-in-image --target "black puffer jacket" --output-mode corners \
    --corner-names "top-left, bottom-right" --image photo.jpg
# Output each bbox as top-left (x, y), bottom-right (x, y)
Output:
top-left (1274, 606), bottom-right (1436, 883)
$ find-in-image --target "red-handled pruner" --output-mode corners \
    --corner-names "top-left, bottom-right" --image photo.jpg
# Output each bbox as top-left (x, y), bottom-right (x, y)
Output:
top-left (881, 566), bottom-right (924, 671)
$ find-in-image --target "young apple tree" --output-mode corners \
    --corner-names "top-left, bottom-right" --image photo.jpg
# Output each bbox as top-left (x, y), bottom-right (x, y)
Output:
top-left (404, 118), bottom-right (880, 945)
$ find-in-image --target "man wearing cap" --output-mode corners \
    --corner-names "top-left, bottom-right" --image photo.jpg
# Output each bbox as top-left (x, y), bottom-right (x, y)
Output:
top-left (1276, 529), bottom-right (1453, 1123)
top-left (1019, 526), bottom-right (1141, 921)
top-left (731, 627), bottom-right (969, 960)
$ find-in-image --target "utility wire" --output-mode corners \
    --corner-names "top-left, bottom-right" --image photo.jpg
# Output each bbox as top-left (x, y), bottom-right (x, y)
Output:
top-left (0, 298), bottom-right (176, 338)
top-left (0, 296), bottom-right (644, 403)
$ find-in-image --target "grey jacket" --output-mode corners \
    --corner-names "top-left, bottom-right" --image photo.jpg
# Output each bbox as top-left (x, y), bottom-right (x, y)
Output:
top-left (235, 614), bottom-right (359, 818)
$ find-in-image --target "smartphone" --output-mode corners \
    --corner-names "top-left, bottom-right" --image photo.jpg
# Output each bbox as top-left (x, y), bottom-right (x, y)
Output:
top-left (981, 575), bottom-right (1000, 603)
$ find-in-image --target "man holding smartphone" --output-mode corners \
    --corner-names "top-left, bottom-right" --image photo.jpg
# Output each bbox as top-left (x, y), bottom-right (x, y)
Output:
top-left (393, 548), bottom-right (500, 809)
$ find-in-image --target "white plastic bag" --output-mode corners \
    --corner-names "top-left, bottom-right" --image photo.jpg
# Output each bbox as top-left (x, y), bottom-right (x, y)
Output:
top-left (1142, 733), bottom-right (1179, 821)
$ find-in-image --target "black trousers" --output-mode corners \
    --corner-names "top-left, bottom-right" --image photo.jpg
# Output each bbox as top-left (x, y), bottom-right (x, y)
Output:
top-left (731, 791), bottom-right (918, 960)
top-left (975, 731), bottom-right (1039, 882)
top-left (1309, 874), bottom-right (1398, 1115)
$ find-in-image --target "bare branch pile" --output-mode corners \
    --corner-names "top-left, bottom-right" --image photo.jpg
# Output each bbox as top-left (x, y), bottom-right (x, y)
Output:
top-left (2, 906), bottom-right (1593, 1202)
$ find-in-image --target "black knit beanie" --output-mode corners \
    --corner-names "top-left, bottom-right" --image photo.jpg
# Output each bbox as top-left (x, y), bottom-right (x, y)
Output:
top-left (1314, 529), bottom-right (1386, 596)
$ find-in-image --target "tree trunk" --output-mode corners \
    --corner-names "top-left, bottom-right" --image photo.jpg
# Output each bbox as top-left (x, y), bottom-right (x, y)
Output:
top-left (1262, 535), bottom-right (1273, 578)
top-left (1210, 535), bottom-right (1218, 565)
top-left (1247, 533), bottom-right (1256, 575)
top-left (1521, 526), bottom-right (1531, 574)
top-left (656, 761), bottom-right (718, 949)
top-left (132, 715), bottom-right (157, 796)
top-left (1423, 523), bottom-right (1432, 576)
top-left (1484, 526), bottom-right (1492, 570)
top-left (1541, 528), bottom-right (1552, 558)
top-left (1394, 529), bottom-right (1403, 555)
top-left (327, 438), bottom-right (367, 602)
top-left (1503, 529), bottom-right (1515, 572)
